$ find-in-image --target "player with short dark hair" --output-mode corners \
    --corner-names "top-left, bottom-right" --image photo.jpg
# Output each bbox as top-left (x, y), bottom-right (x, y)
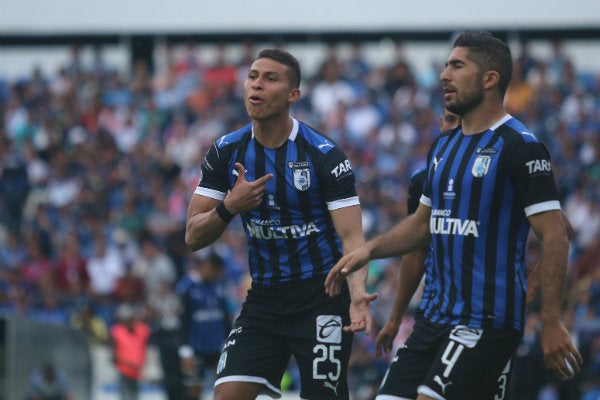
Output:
top-left (326, 31), bottom-right (582, 400)
top-left (185, 48), bottom-right (377, 400)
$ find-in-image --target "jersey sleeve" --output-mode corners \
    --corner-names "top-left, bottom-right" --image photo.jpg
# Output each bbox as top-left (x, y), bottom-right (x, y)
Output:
top-left (509, 140), bottom-right (561, 216)
top-left (420, 137), bottom-right (441, 208)
top-left (195, 141), bottom-right (230, 200)
top-left (407, 168), bottom-right (427, 215)
top-left (318, 146), bottom-right (360, 210)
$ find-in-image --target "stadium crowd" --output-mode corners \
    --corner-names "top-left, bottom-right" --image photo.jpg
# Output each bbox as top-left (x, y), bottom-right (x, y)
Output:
top-left (1, 39), bottom-right (600, 399)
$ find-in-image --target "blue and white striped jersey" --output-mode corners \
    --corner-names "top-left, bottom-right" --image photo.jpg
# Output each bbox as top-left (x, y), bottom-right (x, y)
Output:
top-left (420, 115), bottom-right (561, 331)
top-left (196, 118), bottom-right (359, 285)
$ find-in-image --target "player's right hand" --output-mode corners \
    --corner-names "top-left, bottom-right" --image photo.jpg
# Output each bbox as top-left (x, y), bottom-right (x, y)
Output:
top-left (225, 162), bottom-right (273, 214)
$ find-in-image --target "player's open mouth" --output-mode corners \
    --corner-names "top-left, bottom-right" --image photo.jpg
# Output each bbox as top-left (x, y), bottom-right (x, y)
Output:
top-left (248, 95), bottom-right (265, 104)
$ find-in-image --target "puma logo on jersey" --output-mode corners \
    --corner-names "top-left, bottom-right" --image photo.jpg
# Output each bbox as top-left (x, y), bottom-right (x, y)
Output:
top-left (324, 381), bottom-right (339, 395)
top-left (434, 375), bottom-right (452, 394)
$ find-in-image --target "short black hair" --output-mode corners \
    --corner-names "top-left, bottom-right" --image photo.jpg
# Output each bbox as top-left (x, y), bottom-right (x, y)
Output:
top-left (256, 48), bottom-right (301, 89)
top-left (452, 31), bottom-right (513, 97)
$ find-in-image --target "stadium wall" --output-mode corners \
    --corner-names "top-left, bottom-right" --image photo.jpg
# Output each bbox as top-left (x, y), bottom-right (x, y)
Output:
top-left (0, 316), bottom-right (92, 400)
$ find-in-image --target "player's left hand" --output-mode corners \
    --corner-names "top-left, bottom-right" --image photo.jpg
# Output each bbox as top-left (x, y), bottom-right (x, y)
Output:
top-left (346, 291), bottom-right (378, 334)
top-left (540, 320), bottom-right (583, 380)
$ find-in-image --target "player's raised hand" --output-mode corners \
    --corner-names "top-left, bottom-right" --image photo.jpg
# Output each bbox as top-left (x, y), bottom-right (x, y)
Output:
top-left (325, 246), bottom-right (371, 297)
top-left (225, 162), bottom-right (273, 213)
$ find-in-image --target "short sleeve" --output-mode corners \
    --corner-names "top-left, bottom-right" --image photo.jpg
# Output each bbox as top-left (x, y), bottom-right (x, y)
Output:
top-left (318, 146), bottom-right (359, 210)
top-left (509, 140), bottom-right (561, 216)
top-left (195, 141), bottom-right (230, 200)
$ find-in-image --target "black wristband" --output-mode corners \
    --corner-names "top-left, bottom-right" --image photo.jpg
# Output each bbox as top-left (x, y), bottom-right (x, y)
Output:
top-left (215, 201), bottom-right (235, 223)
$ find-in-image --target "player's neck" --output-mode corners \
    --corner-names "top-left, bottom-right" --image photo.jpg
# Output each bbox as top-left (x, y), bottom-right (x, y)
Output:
top-left (460, 100), bottom-right (507, 135)
top-left (252, 115), bottom-right (294, 149)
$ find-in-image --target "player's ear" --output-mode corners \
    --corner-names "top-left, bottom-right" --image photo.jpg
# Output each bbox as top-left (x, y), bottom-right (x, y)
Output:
top-left (482, 70), bottom-right (500, 91)
top-left (288, 88), bottom-right (301, 104)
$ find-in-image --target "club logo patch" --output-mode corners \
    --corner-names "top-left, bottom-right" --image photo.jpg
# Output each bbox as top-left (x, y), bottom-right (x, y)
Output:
top-left (472, 155), bottom-right (491, 177)
top-left (293, 168), bottom-right (311, 190)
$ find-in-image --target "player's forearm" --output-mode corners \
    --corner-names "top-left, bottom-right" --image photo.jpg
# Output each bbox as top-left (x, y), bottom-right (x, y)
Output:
top-left (343, 233), bottom-right (369, 299)
top-left (539, 234), bottom-right (569, 323)
top-left (368, 215), bottom-right (430, 260)
top-left (185, 209), bottom-right (229, 250)
top-left (345, 263), bottom-right (369, 300)
top-left (388, 249), bottom-right (427, 325)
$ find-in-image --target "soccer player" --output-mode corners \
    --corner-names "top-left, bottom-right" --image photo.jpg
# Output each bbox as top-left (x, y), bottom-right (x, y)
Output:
top-left (185, 48), bottom-right (377, 400)
top-left (325, 31), bottom-right (582, 400)
top-left (176, 252), bottom-right (232, 400)
top-left (374, 109), bottom-right (460, 362)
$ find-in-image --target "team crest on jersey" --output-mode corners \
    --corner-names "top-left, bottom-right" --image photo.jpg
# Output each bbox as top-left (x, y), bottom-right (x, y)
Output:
top-left (293, 168), bottom-right (310, 190)
top-left (289, 161), bottom-right (311, 191)
top-left (472, 155), bottom-right (491, 177)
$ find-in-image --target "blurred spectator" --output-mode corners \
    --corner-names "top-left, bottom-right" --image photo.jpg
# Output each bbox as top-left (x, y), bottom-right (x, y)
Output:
top-left (0, 231), bottom-right (27, 275)
top-left (70, 303), bottom-right (110, 345)
top-left (26, 361), bottom-right (73, 400)
top-left (0, 137), bottom-right (30, 233)
top-left (86, 234), bottom-right (126, 301)
top-left (505, 60), bottom-right (535, 117)
top-left (131, 234), bottom-right (177, 302)
top-left (203, 43), bottom-right (237, 102)
top-left (20, 235), bottom-right (53, 291)
top-left (343, 41), bottom-right (372, 85)
top-left (27, 289), bottom-right (70, 325)
top-left (310, 51), bottom-right (357, 119)
top-left (54, 233), bottom-right (89, 298)
top-left (176, 251), bottom-right (232, 400)
top-left (147, 281), bottom-right (185, 400)
top-left (114, 263), bottom-right (145, 305)
top-left (110, 303), bottom-right (151, 400)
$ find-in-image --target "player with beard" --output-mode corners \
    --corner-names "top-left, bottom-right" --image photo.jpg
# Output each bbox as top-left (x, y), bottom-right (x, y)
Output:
top-left (325, 31), bottom-right (582, 400)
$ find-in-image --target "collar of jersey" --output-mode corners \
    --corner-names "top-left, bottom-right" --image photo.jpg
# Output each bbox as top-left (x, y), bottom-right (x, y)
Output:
top-left (251, 116), bottom-right (299, 142)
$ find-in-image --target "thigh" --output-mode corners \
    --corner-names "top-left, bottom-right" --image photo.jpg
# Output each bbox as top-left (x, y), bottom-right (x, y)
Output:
top-left (419, 325), bottom-right (521, 400)
top-left (215, 325), bottom-right (290, 398)
top-left (289, 308), bottom-right (353, 399)
top-left (377, 319), bottom-right (443, 399)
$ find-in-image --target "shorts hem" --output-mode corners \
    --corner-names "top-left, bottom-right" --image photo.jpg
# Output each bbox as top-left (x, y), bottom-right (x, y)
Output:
top-left (215, 375), bottom-right (281, 398)
top-left (418, 384), bottom-right (446, 400)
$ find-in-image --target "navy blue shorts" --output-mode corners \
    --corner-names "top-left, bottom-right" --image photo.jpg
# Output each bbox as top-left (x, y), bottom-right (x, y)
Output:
top-left (215, 275), bottom-right (352, 399)
top-left (377, 318), bottom-right (521, 400)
